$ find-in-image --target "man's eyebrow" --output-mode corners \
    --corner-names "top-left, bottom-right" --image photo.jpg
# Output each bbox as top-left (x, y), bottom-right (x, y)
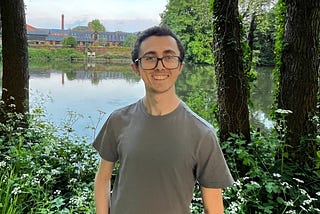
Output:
top-left (142, 50), bottom-right (178, 57)
top-left (163, 50), bottom-right (177, 55)
top-left (142, 51), bottom-right (157, 56)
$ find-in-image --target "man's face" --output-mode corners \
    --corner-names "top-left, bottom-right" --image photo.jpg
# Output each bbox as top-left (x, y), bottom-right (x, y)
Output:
top-left (132, 35), bottom-right (184, 95)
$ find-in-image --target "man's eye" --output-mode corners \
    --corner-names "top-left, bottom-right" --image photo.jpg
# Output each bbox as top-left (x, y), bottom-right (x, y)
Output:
top-left (144, 57), bottom-right (156, 61)
top-left (164, 56), bottom-right (175, 61)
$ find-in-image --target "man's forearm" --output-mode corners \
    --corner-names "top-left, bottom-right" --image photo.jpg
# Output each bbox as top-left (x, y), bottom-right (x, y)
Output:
top-left (201, 187), bottom-right (224, 214)
top-left (94, 177), bottom-right (110, 214)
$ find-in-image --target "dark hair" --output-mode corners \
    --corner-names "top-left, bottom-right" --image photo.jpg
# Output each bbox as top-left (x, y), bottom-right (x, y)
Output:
top-left (131, 25), bottom-right (185, 64)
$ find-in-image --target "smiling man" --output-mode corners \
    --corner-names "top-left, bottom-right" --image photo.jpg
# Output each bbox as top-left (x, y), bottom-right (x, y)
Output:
top-left (93, 25), bottom-right (234, 214)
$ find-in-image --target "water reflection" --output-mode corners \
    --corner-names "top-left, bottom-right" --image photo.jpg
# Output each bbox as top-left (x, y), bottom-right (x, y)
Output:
top-left (250, 67), bottom-right (275, 130)
top-left (29, 63), bottom-right (144, 140)
top-left (1, 62), bottom-right (275, 139)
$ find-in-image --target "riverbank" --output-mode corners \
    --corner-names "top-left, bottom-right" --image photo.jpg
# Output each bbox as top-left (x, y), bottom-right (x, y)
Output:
top-left (28, 46), bottom-right (132, 64)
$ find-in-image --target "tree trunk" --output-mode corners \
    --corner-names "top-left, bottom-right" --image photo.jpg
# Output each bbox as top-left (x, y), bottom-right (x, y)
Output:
top-left (0, 0), bottom-right (29, 116)
top-left (277, 0), bottom-right (320, 167)
top-left (213, 0), bottom-right (251, 143)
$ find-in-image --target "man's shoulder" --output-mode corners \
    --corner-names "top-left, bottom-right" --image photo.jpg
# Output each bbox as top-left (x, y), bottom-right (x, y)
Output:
top-left (110, 99), bottom-right (141, 119)
top-left (180, 102), bottom-right (215, 132)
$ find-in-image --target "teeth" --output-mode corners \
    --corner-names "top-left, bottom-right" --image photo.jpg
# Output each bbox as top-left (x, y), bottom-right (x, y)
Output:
top-left (153, 75), bottom-right (168, 80)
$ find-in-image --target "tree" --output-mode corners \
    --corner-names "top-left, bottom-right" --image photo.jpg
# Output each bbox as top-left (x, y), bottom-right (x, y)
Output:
top-left (0, 0), bottom-right (29, 117)
top-left (88, 19), bottom-right (106, 32)
top-left (161, 0), bottom-right (214, 64)
top-left (239, 0), bottom-right (278, 67)
top-left (276, 0), bottom-right (320, 167)
top-left (212, 0), bottom-right (251, 145)
top-left (123, 34), bottom-right (137, 48)
top-left (72, 26), bottom-right (90, 31)
top-left (62, 36), bottom-right (77, 47)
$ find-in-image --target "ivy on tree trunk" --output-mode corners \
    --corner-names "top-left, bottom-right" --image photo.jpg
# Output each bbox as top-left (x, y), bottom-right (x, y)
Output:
top-left (277, 0), bottom-right (320, 167)
top-left (213, 0), bottom-right (251, 145)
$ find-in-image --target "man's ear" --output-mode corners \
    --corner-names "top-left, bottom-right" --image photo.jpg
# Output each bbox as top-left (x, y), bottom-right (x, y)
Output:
top-left (131, 63), bottom-right (141, 76)
top-left (178, 61), bottom-right (185, 75)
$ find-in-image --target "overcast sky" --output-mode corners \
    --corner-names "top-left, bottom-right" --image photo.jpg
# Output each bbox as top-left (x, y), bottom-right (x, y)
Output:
top-left (25, 0), bottom-right (168, 32)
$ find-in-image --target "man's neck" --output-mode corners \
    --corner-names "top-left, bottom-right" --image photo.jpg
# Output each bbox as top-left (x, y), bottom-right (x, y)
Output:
top-left (143, 92), bottom-right (180, 116)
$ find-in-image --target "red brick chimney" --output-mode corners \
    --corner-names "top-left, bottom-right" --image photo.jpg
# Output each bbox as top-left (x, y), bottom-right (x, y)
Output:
top-left (61, 14), bottom-right (64, 30)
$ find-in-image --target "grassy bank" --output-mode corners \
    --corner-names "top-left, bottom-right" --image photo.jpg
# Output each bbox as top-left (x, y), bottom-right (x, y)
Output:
top-left (28, 46), bottom-right (131, 64)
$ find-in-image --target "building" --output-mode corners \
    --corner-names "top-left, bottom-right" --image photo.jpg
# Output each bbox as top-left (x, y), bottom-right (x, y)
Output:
top-left (27, 26), bottom-right (132, 47)
top-left (26, 14), bottom-right (132, 47)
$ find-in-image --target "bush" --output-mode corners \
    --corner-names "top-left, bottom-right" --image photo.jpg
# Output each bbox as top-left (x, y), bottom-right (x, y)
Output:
top-left (62, 37), bottom-right (77, 48)
top-left (28, 48), bottom-right (85, 63)
top-left (0, 104), bottom-right (98, 213)
top-left (222, 132), bottom-right (320, 213)
top-left (0, 96), bottom-right (318, 213)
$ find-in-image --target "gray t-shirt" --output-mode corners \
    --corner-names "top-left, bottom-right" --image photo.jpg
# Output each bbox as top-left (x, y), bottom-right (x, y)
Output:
top-left (93, 99), bottom-right (234, 214)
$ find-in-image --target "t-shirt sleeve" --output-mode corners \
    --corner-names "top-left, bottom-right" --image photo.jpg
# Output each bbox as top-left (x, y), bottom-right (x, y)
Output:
top-left (93, 114), bottom-right (119, 162)
top-left (196, 129), bottom-right (234, 188)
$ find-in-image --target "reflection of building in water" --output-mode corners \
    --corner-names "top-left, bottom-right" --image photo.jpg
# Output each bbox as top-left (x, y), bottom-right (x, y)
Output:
top-left (73, 70), bottom-right (126, 80)
top-left (29, 70), bottom-right (51, 78)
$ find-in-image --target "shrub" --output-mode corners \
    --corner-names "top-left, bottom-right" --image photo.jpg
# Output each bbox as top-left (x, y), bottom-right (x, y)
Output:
top-left (0, 104), bottom-right (98, 213)
top-left (222, 132), bottom-right (320, 213)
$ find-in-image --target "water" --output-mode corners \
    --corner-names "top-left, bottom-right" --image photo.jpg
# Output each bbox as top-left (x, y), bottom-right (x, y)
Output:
top-left (29, 65), bottom-right (144, 141)
top-left (5, 63), bottom-right (275, 140)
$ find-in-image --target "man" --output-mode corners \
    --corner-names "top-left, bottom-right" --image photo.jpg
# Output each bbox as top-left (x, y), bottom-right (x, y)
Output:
top-left (93, 25), bottom-right (234, 214)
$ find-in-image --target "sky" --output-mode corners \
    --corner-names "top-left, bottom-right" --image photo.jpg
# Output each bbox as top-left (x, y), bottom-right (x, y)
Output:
top-left (24, 0), bottom-right (168, 32)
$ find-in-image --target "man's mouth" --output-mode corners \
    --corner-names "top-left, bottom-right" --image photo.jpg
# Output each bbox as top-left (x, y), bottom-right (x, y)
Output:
top-left (153, 74), bottom-right (169, 80)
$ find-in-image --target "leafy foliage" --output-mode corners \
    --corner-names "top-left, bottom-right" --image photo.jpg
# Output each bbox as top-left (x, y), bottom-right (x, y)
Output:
top-left (88, 19), bottom-right (106, 32)
top-left (0, 102), bottom-right (98, 213)
top-left (71, 26), bottom-right (90, 31)
top-left (62, 37), bottom-right (77, 48)
top-left (123, 34), bottom-right (137, 48)
top-left (222, 131), bottom-right (320, 213)
top-left (161, 0), bottom-right (214, 64)
top-left (28, 48), bottom-right (85, 63)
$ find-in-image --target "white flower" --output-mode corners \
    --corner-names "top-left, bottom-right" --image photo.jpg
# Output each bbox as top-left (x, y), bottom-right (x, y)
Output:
top-left (293, 177), bottom-right (304, 183)
top-left (299, 206), bottom-right (307, 211)
top-left (12, 186), bottom-right (22, 195)
top-left (0, 161), bottom-right (6, 168)
top-left (284, 200), bottom-right (294, 207)
top-left (299, 189), bottom-right (307, 195)
top-left (32, 177), bottom-right (40, 185)
top-left (54, 190), bottom-right (61, 195)
top-left (70, 178), bottom-right (78, 183)
top-left (21, 174), bottom-right (29, 178)
top-left (275, 109), bottom-right (293, 114)
top-left (273, 173), bottom-right (281, 178)
top-left (51, 169), bottom-right (60, 174)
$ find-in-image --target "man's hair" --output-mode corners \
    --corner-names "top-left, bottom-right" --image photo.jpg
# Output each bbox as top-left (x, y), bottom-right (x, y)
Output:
top-left (131, 25), bottom-right (185, 64)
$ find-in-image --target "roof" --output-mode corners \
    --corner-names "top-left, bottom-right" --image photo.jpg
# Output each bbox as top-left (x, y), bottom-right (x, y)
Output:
top-left (27, 29), bottom-right (50, 35)
top-left (27, 24), bottom-right (37, 30)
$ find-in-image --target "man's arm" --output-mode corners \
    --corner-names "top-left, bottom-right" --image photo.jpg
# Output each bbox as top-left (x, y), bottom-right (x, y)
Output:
top-left (94, 159), bottom-right (115, 214)
top-left (201, 187), bottom-right (224, 214)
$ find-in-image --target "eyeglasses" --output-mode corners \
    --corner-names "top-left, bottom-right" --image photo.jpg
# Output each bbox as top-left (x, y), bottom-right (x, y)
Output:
top-left (135, 56), bottom-right (182, 70)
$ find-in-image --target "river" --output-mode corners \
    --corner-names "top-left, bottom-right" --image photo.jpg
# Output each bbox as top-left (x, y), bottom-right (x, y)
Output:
top-left (2, 63), bottom-right (275, 141)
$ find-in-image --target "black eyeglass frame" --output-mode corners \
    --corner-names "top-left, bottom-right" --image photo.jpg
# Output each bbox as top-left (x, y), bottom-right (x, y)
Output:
top-left (134, 56), bottom-right (183, 70)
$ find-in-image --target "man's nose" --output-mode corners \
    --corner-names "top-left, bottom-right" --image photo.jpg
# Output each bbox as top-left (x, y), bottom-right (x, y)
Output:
top-left (155, 58), bottom-right (165, 70)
